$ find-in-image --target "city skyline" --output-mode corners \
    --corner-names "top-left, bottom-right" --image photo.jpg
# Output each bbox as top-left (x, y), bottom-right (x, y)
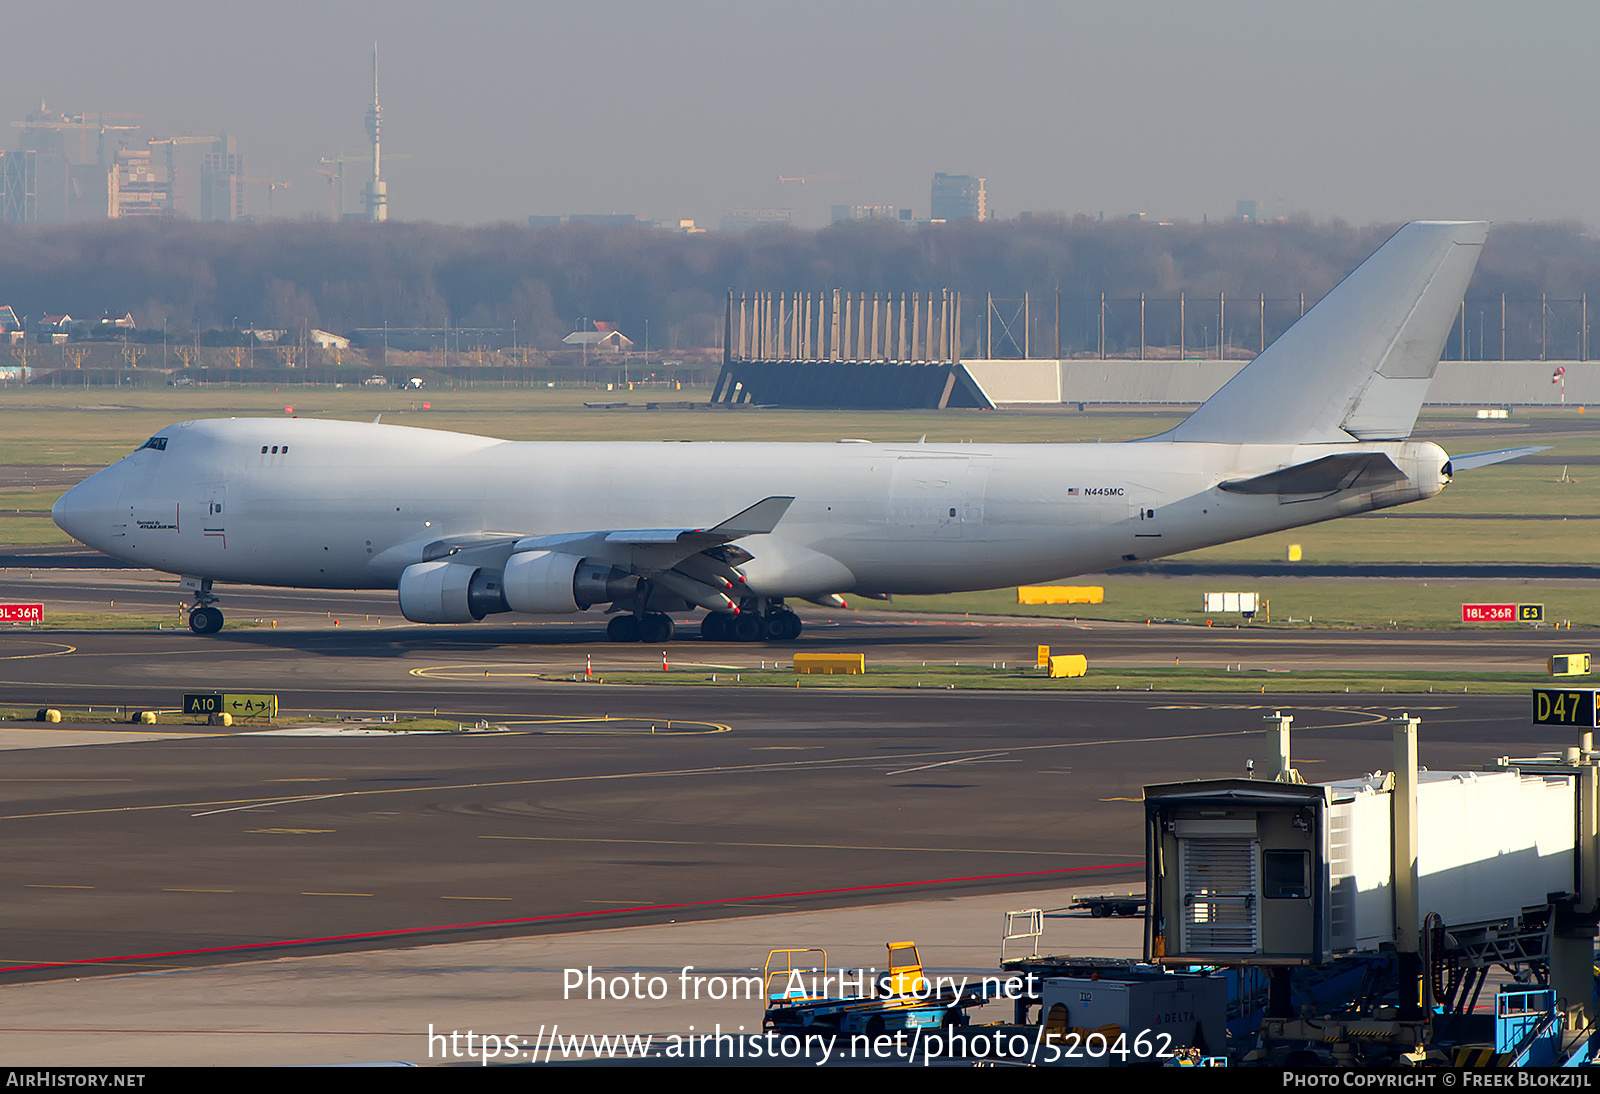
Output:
top-left (2, 1), bottom-right (1597, 229)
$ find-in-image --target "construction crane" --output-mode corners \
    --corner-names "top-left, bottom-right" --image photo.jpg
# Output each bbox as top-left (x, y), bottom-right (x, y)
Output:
top-left (13, 108), bottom-right (142, 165)
top-left (147, 135), bottom-right (216, 215)
top-left (314, 167), bottom-right (339, 220)
top-left (319, 153), bottom-right (411, 220)
top-left (777, 174), bottom-right (857, 186)
top-left (237, 176), bottom-right (291, 218)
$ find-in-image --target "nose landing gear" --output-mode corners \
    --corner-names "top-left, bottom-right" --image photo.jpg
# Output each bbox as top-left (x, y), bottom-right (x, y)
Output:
top-left (184, 577), bottom-right (224, 634)
top-left (189, 606), bottom-right (224, 634)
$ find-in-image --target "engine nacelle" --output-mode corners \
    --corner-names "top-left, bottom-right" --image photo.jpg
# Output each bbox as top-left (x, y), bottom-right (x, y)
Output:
top-left (502, 551), bottom-right (640, 614)
top-left (398, 560), bottom-right (511, 623)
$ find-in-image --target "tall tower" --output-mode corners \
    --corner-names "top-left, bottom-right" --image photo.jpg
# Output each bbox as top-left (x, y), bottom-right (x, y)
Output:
top-left (363, 42), bottom-right (387, 221)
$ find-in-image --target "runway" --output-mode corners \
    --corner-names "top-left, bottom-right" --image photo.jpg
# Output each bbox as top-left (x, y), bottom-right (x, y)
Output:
top-left (0, 567), bottom-right (1585, 983)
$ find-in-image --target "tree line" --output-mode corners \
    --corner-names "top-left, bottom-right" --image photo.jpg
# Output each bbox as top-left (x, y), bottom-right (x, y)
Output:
top-left (0, 216), bottom-right (1594, 358)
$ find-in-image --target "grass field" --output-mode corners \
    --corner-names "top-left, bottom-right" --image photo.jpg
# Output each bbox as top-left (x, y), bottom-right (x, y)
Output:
top-left (8, 384), bottom-right (1598, 627)
top-left (593, 664), bottom-right (1538, 694)
top-left (887, 581), bottom-right (1596, 630)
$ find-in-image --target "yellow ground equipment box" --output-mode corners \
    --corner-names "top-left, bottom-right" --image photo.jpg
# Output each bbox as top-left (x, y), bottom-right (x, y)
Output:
top-left (1550, 654), bottom-right (1591, 677)
top-left (793, 653), bottom-right (865, 675)
top-left (1037, 644), bottom-right (1050, 667)
top-left (1018, 585), bottom-right (1103, 605)
top-left (1048, 655), bottom-right (1088, 678)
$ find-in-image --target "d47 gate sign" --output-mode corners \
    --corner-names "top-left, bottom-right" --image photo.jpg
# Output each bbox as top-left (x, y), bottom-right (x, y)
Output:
top-left (1532, 688), bottom-right (1599, 728)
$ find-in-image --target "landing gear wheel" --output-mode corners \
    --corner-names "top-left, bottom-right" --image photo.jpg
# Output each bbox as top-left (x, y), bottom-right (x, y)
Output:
top-left (700, 612), bottom-right (734, 641)
top-left (638, 613), bottom-right (675, 644)
top-left (606, 615), bottom-right (641, 643)
top-left (765, 610), bottom-right (802, 641)
top-left (188, 606), bottom-right (224, 635)
top-left (731, 612), bottom-right (764, 642)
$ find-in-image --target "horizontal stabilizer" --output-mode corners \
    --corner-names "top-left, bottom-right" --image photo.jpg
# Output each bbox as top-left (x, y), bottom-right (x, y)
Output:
top-left (1219, 452), bottom-right (1406, 496)
top-left (1163, 221), bottom-right (1488, 445)
top-left (1446, 446), bottom-right (1550, 472)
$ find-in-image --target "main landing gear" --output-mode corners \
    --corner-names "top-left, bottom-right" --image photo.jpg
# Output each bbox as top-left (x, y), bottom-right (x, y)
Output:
top-left (185, 576), bottom-right (224, 634)
top-left (699, 599), bottom-right (802, 643)
top-left (607, 613), bottom-right (675, 644)
top-left (603, 600), bottom-right (802, 644)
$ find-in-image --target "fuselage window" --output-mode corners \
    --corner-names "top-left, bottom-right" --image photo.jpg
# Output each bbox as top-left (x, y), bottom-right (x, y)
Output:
top-left (139, 437), bottom-right (168, 452)
top-left (272, 446), bottom-right (279, 454)
top-left (261, 446), bottom-right (268, 454)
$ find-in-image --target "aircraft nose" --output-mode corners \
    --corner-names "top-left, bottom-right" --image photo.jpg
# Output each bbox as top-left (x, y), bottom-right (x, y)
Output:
top-left (52, 467), bottom-right (123, 547)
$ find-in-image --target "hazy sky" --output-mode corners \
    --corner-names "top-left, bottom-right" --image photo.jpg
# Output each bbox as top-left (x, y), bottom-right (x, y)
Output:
top-left (6, 1), bottom-right (1597, 228)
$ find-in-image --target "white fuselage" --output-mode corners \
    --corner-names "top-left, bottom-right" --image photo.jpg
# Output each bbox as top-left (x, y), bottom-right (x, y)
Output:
top-left (52, 417), bottom-right (1450, 601)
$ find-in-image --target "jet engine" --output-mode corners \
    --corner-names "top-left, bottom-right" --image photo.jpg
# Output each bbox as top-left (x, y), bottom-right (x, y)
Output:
top-left (397, 560), bottom-right (513, 623)
top-left (501, 550), bottom-right (639, 613)
top-left (399, 553), bottom-right (643, 623)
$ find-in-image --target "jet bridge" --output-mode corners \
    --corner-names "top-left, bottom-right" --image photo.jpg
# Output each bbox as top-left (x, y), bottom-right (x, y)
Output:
top-left (1142, 708), bottom-right (1600, 1066)
top-left (1144, 767), bottom-right (1576, 968)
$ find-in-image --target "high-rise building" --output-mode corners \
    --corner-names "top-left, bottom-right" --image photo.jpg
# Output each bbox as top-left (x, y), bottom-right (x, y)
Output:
top-left (930, 173), bottom-right (986, 221)
top-left (109, 149), bottom-right (171, 217)
top-left (831, 204), bottom-right (902, 223)
top-left (719, 208), bottom-right (792, 232)
top-left (201, 133), bottom-right (245, 222)
top-left (0, 151), bottom-right (39, 223)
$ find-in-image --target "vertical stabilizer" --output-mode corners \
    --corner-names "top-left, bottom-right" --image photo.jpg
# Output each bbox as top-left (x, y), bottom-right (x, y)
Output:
top-left (1161, 221), bottom-right (1487, 444)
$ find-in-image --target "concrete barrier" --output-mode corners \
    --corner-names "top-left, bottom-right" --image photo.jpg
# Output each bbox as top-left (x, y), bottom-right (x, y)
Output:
top-left (1019, 585), bottom-right (1103, 605)
top-left (793, 653), bottom-right (865, 675)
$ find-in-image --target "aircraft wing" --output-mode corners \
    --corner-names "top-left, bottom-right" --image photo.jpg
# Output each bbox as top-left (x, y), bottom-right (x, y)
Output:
top-left (1445, 446), bottom-right (1551, 472)
top-left (597, 496), bottom-right (795, 546)
top-left (506, 496), bottom-right (796, 611)
top-left (511, 496), bottom-right (793, 555)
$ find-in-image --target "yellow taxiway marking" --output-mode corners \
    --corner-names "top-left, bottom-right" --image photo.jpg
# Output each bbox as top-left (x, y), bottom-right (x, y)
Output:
top-left (0, 727), bottom-right (1293, 824)
top-left (162, 888), bottom-right (236, 893)
top-left (411, 665), bottom-right (545, 679)
top-left (886, 752), bottom-right (1012, 776)
top-left (481, 835), bottom-right (1094, 857)
top-left (247, 828), bottom-right (335, 834)
top-left (196, 795), bottom-right (344, 817)
top-left (440, 895), bottom-right (512, 901)
top-left (496, 716), bottom-right (731, 735)
top-left (1099, 797), bottom-right (1142, 802)
top-left (24, 884), bottom-right (93, 889)
top-left (0, 642), bottom-right (76, 660)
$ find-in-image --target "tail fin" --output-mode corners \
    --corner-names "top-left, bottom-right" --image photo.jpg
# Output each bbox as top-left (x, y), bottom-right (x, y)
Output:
top-left (1161, 221), bottom-right (1488, 444)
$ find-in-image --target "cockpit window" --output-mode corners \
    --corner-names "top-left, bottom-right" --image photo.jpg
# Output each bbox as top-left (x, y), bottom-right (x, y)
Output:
top-left (139, 436), bottom-right (168, 452)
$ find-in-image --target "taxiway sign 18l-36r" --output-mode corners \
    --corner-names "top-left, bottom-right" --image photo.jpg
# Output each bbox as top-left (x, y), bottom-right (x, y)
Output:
top-left (52, 221), bottom-right (1533, 642)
